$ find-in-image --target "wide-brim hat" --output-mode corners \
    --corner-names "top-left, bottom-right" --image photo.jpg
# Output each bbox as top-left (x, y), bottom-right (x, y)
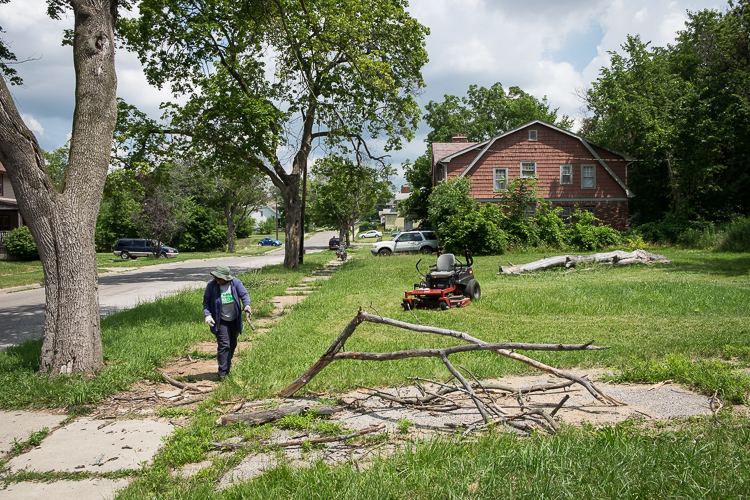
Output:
top-left (210, 265), bottom-right (233, 281)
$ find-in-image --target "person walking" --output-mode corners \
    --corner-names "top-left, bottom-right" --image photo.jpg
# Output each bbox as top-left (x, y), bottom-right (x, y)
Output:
top-left (203, 265), bottom-right (252, 380)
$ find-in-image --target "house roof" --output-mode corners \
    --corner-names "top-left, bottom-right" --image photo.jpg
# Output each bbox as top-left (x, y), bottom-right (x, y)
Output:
top-left (431, 142), bottom-right (479, 166)
top-left (433, 120), bottom-right (633, 198)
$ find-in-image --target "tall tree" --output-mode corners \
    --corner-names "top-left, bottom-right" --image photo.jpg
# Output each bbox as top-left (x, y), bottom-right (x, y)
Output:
top-left (121, 0), bottom-right (428, 269)
top-left (0, 0), bottom-right (121, 374)
top-left (310, 155), bottom-right (392, 245)
top-left (424, 82), bottom-right (574, 144)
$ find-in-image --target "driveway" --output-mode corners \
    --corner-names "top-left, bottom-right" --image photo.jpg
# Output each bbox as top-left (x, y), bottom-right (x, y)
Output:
top-left (0, 231), bottom-right (338, 351)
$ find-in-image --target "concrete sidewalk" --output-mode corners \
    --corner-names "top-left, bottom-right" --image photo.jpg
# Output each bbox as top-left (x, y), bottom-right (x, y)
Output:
top-left (0, 410), bottom-right (173, 499)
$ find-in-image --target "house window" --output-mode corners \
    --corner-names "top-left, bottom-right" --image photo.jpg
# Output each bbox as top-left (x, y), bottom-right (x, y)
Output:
top-left (561, 207), bottom-right (572, 223)
top-left (529, 130), bottom-right (538, 141)
top-left (560, 164), bottom-right (572, 185)
top-left (0, 215), bottom-right (10, 231)
top-left (582, 164), bottom-right (596, 189)
top-left (520, 161), bottom-right (536, 178)
top-left (493, 168), bottom-right (508, 191)
top-left (524, 203), bottom-right (536, 218)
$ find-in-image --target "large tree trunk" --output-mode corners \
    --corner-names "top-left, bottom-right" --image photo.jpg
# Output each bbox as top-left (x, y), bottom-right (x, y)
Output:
top-left (0, 0), bottom-right (118, 375)
top-left (280, 173), bottom-right (301, 269)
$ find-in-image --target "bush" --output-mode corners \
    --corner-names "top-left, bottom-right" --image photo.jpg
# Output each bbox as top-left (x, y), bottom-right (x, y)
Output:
top-left (5, 226), bottom-right (39, 260)
top-left (440, 202), bottom-right (507, 255)
top-left (717, 217), bottom-right (750, 252)
top-left (358, 221), bottom-right (374, 232)
top-left (567, 210), bottom-right (621, 251)
top-left (259, 217), bottom-right (276, 235)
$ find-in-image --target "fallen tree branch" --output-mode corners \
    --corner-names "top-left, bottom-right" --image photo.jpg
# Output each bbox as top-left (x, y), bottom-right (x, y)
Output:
top-left (210, 424), bottom-right (386, 451)
top-left (160, 372), bottom-right (210, 394)
top-left (217, 405), bottom-right (343, 426)
top-left (498, 250), bottom-right (673, 275)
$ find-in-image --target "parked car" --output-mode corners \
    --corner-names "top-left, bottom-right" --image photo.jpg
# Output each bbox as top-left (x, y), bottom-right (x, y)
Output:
top-left (328, 237), bottom-right (341, 250)
top-left (258, 237), bottom-right (282, 246)
top-left (358, 230), bottom-right (382, 239)
top-left (370, 230), bottom-right (438, 257)
top-left (113, 239), bottom-right (179, 260)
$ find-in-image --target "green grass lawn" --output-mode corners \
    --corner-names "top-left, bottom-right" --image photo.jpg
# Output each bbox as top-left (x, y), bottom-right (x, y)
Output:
top-left (2, 246), bottom-right (750, 497)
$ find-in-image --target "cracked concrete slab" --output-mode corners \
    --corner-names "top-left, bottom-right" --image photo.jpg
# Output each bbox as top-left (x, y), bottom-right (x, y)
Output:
top-left (0, 410), bottom-right (67, 456)
top-left (0, 478), bottom-right (129, 500)
top-left (7, 418), bottom-right (174, 473)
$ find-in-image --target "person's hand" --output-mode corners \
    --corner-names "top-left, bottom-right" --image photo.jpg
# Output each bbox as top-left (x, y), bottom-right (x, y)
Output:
top-left (204, 315), bottom-right (215, 327)
top-left (243, 305), bottom-right (252, 315)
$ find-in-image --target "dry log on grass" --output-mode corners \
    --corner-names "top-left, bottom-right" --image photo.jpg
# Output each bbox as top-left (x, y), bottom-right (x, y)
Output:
top-left (499, 249), bottom-right (673, 275)
top-left (217, 404), bottom-right (343, 426)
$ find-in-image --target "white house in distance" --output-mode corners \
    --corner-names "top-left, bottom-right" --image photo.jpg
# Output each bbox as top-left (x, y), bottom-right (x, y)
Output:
top-left (379, 185), bottom-right (412, 231)
top-left (249, 201), bottom-right (279, 227)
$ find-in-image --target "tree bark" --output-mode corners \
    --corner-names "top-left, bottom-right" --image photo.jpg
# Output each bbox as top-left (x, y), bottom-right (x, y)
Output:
top-left (0, 0), bottom-right (118, 375)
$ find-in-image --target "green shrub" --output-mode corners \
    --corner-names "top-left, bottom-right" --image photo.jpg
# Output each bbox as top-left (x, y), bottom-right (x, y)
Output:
top-left (259, 217), bottom-right (276, 235)
top-left (4, 226), bottom-right (39, 260)
top-left (358, 221), bottom-right (374, 232)
top-left (440, 202), bottom-right (507, 255)
top-left (717, 217), bottom-right (750, 252)
top-left (567, 209), bottom-right (621, 251)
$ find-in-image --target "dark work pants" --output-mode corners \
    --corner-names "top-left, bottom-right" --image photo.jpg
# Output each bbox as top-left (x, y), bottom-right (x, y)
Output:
top-left (215, 319), bottom-right (239, 376)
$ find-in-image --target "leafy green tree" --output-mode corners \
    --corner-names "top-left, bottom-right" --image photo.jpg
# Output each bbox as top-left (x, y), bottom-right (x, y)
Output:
top-left (427, 177), bottom-right (475, 238)
top-left (95, 190), bottom-right (140, 252)
top-left (425, 82), bottom-right (574, 144)
top-left (310, 155), bottom-right (393, 245)
top-left (121, 0), bottom-right (428, 269)
top-left (398, 150), bottom-right (433, 226)
top-left (41, 146), bottom-right (68, 192)
top-left (0, 0), bottom-right (121, 375)
top-left (0, 0), bottom-right (22, 86)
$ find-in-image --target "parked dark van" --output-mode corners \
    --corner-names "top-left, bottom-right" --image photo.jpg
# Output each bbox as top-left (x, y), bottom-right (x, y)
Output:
top-left (113, 239), bottom-right (179, 260)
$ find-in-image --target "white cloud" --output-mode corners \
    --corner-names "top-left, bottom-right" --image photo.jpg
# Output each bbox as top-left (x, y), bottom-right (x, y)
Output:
top-left (20, 114), bottom-right (43, 134)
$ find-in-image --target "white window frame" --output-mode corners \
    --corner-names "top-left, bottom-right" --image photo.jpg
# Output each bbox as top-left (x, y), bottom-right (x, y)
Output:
top-left (520, 161), bottom-right (536, 178)
top-left (493, 167), bottom-right (508, 192)
top-left (560, 164), bottom-right (572, 185)
top-left (581, 164), bottom-right (596, 189)
top-left (529, 129), bottom-right (538, 141)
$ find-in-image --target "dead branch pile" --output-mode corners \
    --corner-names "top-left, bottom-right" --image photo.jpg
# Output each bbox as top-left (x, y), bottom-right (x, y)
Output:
top-left (498, 249), bottom-right (673, 275)
top-left (279, 309), bottom-right (623, 434)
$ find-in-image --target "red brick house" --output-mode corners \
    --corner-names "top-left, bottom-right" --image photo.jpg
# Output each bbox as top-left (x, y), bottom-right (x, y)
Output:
top-left (432, 120), bottom-right (632, 231)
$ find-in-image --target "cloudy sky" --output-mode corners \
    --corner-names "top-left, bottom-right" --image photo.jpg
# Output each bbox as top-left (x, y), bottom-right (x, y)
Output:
top-left (1, 0), bottom-right (724, 182)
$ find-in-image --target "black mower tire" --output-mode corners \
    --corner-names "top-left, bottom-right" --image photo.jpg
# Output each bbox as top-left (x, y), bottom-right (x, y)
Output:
top-left (466, 279), bottom-right (481, 301)
top-left (440, 300), bottom-right (449, 310)
top-left (378, 248), bottom-right (392, 257)
top-left (402, 301), bottom-right (412, 311)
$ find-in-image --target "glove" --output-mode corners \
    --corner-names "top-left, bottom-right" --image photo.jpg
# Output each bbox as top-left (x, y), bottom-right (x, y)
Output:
top-left (204, 315), bottom-right (215, 327)
top-left (243, 305), bottom-right (252, 315)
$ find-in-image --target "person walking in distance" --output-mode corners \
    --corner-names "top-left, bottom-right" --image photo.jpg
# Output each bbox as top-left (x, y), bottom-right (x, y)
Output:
top-left (203, 265), bottom-right (252, 380)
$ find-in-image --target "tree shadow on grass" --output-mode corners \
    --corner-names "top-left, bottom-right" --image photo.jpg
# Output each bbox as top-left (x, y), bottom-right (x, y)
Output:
top-left (0, 339), bottom-right (42, 373)
top-left (669, 252), bottom-right (750, 278)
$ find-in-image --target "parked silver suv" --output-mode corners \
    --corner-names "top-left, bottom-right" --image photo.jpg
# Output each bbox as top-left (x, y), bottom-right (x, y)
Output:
top-left (370, 230), bottom-right (438, 256)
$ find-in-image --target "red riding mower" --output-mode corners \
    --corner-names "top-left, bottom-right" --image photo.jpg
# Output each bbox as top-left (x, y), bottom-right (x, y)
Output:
top-left (402, 247), bottom-right (481, 310)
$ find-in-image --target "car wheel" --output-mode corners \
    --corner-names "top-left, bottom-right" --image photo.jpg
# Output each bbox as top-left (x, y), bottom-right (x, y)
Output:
top-left (466, 279), bottom-right (481, 301)
top-left (420, 246), bottom-right (432, 254)
top-left (120, 251), bottom-right (130, 260)
top-left (378, 248), bottom-right (392, 257)
top-left (161, 252), bottom-right (167, 258)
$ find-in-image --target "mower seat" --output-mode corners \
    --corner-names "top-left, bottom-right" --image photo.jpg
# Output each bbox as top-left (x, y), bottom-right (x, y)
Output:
top-left (429, 253), bottom-right (456, 278)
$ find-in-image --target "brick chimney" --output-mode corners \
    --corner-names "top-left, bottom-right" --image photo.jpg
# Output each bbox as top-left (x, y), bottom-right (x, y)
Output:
top-left (451, 133), bottom-right (468, 143)
top-left (401, 185), bottom-right (410, 194)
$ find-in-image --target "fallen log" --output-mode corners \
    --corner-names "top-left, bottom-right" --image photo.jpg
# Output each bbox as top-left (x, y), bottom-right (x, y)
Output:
top-left (499, 249), bottom-right (673, 275)
top-left (217, 404), bottom-right (343, 426)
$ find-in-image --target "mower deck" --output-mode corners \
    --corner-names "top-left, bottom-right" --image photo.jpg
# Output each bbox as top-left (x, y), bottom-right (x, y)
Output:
top-left (403, 287), bottom-right (471, 310)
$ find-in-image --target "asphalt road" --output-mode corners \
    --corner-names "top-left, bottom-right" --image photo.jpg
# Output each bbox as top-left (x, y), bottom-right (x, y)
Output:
top-left (0, 231), bottom-right (338, 351)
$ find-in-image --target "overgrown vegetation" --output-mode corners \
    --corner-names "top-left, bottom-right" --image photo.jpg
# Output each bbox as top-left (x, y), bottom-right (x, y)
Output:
top-left (3, 226), bottom-right (39, 260)
top-left (2, 247), bottom-right (749, 497)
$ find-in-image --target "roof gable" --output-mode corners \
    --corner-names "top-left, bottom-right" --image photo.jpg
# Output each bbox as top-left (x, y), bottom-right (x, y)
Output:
top-left (433, 120), bottom-right (632, 197)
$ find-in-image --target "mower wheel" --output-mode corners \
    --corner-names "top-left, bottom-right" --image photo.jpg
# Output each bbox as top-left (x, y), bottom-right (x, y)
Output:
top-left (402, 301), bottom-right (412, 311)
top-left (378, 248), bottom-right (392, 257)
top-left (466, 279), bottom-right (481, 301)
top-left (440, 300), bottom-right (449, 310)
